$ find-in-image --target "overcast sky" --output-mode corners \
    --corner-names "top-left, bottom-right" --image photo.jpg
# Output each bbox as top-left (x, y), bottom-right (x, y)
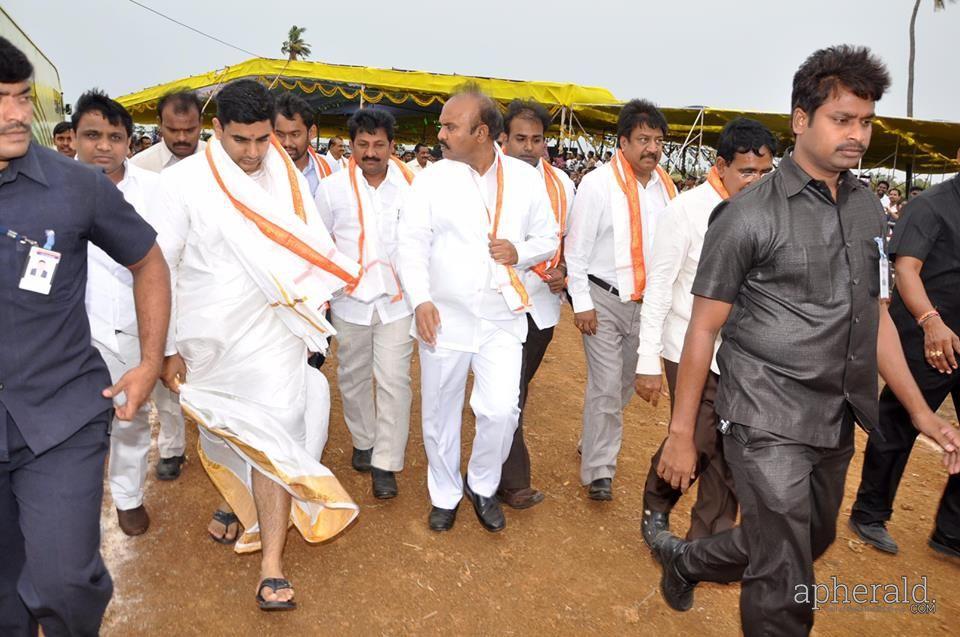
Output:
top-left (5, 0), bottom-right (959, 122)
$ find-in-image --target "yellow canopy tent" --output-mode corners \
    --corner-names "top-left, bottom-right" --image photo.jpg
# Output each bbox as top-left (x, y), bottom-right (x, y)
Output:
top-left (116, 57), bottom-right (618, 143)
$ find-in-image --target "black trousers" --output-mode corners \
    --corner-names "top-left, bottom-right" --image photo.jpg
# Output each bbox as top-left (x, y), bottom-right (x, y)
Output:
top-left (851, 357), bottom-right (960, 539)
top-left (678, 419), bottom-right (855, 637)
top-left (499, 315), bottom-right (554, 491)
top-left (644, 360), bottom-right (737, 539)
top-left (0, 411), bottom-right (113, 637)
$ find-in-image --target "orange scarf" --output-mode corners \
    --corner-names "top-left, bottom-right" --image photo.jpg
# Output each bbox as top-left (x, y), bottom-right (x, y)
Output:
top-left (531, 161), bottom-right (568, 282)
top-left (346, 156), bottom-right (415, 299)
top-left (705, 166), bottom-right (730, 200)
top-left (205, 136), bottom-right (357, 284)
top-left (485, 155), bottom-right (530, 311)
top-left (306, 145), bottom-right (333, 179)
top-left (610, 149), bottom-right (677, 300)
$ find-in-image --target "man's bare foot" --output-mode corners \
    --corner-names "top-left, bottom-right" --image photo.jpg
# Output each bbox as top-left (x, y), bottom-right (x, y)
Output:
top-left (208, 501), bottom-right (239, 543)
top-left (257, 566), bottom-right (295, 608)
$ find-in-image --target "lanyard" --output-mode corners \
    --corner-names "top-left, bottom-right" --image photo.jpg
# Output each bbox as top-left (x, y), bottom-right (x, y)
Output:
top-left (0, 226), bottom-right (56, 249)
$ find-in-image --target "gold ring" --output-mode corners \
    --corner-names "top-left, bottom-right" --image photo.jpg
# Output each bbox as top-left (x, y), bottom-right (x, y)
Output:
top-left (935, 350), bottom-right (944, 357)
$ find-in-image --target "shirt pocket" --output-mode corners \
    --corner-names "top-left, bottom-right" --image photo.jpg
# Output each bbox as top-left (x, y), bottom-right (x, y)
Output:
top-left (378, 206), bottom-right (401, 253)
top-left (860, 239), bottom-right (882, 298)
top-left (771, 243), bottom-right (834, 303)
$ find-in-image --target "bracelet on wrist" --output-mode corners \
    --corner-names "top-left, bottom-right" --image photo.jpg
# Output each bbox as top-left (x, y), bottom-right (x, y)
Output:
top-left (917, 309), bottom-right (940, 326)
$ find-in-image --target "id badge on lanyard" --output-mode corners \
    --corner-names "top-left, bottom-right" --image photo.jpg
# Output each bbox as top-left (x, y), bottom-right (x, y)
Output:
top-left (19, 246), bottom-right (61, 295)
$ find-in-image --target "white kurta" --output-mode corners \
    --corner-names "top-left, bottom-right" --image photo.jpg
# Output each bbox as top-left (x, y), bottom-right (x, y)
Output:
top-left (151, 141), bottom-right (360, 553)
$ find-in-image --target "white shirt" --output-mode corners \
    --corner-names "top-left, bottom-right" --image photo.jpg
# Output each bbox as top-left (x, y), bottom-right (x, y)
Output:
top-left (564, 162), bottom-right (670, 313)
top-left (324, 153), bottom-right (348, 173)
top-left (406, 158), bottom-right (429, 174)
top-left (879, 193), bottom-right (891, 209)
top-left (85, 162), bottom-right (160, 356)
top-left (130, 139), bottom-right (206, 174)
top-left (314, 163), bottom-right (413, 326)
top-left (398, 151), bottom-right (559, 352)
top-left (525, 160), bottom-right (576, 330)
top-left (636, 181), bottom-right (722, 376)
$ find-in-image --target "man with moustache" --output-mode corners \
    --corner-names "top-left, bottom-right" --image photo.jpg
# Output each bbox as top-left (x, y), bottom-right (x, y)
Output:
top-left (325, 135), bottom-right (349, 171)
top-left (650, 46), bottom-right (960, 637)
top-left (315, 109), bottom-right (415, 499)
top-left (635, 118), bottom-right (777, 546)
top-left (398, 86), bottom-right (558, 532)
top-left (406, 142), bottom-right (432, 174)
top-left (73, 89), bottom-right (166, 537)
top-left (52, 121), bottom-right (75, 158)
top-left (275, 93), bottom-right (333, 197)
top-left (0, 38), bottom-right (171, 635)
top-left (564, 99), bottom-right (677, 500)
top-left (497, 99), bottom-right (575, 509)
top-left (130, 89), bottom-right (205, 482)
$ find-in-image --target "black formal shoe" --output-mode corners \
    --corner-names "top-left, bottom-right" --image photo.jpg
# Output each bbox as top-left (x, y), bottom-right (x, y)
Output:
top-left (428, 504), bottom-right (459, 532)
top-left (587, 478), bottom-right (613, 501)
top-left (848, 518), bottom-right (899, 554)
top-left (352, 447), bottom-right (373, 472)
top-left (642, 504), bottom-right (671, 550)
top-left (928, 528), bottom-right (960, 559)
top-left (372, 468), bottom-right (398, 499)
top-left (464, 479), bottom-right (506, 532)
top-left (651, 531), bottom-right (696, 612)
top-left (156, 454), bottom-right (185, 481)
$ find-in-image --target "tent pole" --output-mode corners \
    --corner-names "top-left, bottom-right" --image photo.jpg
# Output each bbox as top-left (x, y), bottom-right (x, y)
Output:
top-left (359, 84), bottom-right (365, 109)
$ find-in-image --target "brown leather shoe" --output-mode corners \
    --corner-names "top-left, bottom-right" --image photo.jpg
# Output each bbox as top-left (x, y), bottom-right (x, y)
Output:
top-left (117, 505), bottom-right (150, 536)
top-left (497, 487), bottom-right (545, 510)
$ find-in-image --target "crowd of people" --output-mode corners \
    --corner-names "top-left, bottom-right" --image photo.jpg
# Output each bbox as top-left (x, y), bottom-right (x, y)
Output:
top-left (2, 35), bottom-right (959, 637)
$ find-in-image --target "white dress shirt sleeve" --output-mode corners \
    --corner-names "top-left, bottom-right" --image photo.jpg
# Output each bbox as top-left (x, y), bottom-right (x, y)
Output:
top-left (397, 180), bottom-right (434, 310)
top-left (564, 176), bottom-right (604, 313)
top-left (636, 203), bottom-right (690, 375)
top-left (313, 179), bottom-right (336, 233)
top-left (149, 174), bottom-right (190, 357)
top-left (514, 186), bottom-right (560, 269)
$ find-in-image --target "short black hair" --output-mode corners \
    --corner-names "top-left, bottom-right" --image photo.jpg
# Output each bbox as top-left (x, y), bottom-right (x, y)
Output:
top-left (791, 45), bottom-right (891, 119)
top-left (503, 99), bottom-right (551, 137)
top-left (414, 142), bottom-right (428, 153)
top-left (716, 117), bottom-right (779, 164)
top-left (71, 89), bottom-right (133, 137)
top-left (0, 37), bottom-right (33, 83)
top-left (274, 92), bottom-right (315, 130)
top-left (889, 187), bottom-right (901, 195)
top-left (215, 80), bottom-right (275, 126)
top-left (617, 99), bottom-right (669, 142)
top-left (910, 187), bottom-right (923, 194)
top-left (157, 90), bottom-right (202, 122)
top-left (53, 121), bottom-right (73, 136)
top-left (452, 83), bottom-right (504, 139)
top-left (347, 108), bottom-right (396, 142)
top-left (877, 179), bottom-right (890, 187)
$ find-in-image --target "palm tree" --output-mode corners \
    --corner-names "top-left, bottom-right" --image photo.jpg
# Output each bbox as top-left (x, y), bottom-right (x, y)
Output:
top-left (907, 0), bottom-right (953, 117)
top-left (281, 26), bottom-right (311, 61)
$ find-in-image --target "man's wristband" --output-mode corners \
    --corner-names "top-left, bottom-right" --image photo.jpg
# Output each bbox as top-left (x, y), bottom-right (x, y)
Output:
top-left (917, 309), bottom-right (940, 326)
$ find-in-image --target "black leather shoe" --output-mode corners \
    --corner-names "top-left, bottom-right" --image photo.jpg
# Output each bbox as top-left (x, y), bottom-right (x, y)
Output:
top-left (849, 518), bottom-right (898, 554)
top-left (156, 454), bottom-right (185, 481)
top-left (352, 447), bottom-right (373, 472)
top-left (587, 478), bottom-right (613, 501)
top-left (428, 504), bottom-right (458, 532)
top-left (651, 531), bottom-right (696, 612)
top-left (928, 528), bottom-right (960, 559)
top-left (642, 504), bottom-right (670, 550)
top-left (464, 480), bottom-right (506, 532)
top-left (372, 468), bottom-right (398, 499)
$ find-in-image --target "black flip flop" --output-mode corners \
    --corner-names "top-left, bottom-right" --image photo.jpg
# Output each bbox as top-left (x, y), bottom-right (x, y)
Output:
top-left (256, 578), bottom-right (297, 611)
top-left (209, 509), bottom-right (240, 545)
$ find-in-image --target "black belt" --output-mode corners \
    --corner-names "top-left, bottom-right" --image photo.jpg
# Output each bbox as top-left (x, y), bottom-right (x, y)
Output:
top-left (588, 274), bottom-right (620, 297)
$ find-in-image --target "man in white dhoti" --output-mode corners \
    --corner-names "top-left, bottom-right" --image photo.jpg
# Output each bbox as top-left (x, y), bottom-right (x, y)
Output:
top-left (398, 87), bottom-right (558, 532)
top-left (496, 99), bottom-right (575, 509)
top-left (74, 90), bottom-right (161, 536)
top-left (153, 80), bottom-right (360, 611)
top-left (315, 109), bottom-right (416, 499)
top-left (564, 99), bottom-right (676, 500)
top-left (275, 92), bottom-right (332, 197)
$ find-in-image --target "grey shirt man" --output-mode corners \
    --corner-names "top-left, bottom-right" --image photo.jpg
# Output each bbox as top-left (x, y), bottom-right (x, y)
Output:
top-left (693, 153), bottom-right (886, 448)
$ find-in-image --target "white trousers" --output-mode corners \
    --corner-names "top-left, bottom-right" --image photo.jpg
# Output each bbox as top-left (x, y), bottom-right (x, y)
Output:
top-left (95, 333), bottom-right (184, 510)
top-left (419, 319), bottom-right (522, 509)
top-left (332, 312), bottom-right (414, 472)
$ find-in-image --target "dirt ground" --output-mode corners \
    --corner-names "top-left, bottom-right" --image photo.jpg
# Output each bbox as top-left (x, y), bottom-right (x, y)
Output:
top-left (100, 306), bottom-right (959, 636)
